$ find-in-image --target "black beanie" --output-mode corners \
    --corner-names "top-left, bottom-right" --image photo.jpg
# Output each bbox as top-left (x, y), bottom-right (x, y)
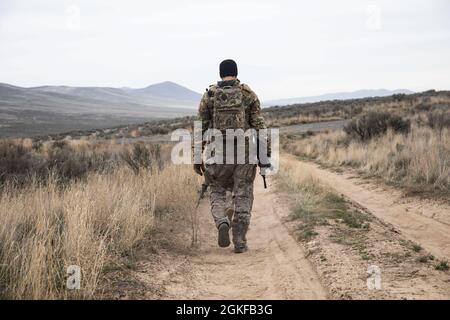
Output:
top-left (219, 59), bottom-right (238, 78)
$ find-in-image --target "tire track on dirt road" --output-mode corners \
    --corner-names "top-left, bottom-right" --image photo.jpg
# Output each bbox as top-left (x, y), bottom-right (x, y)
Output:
top-left (292, 158), bottom-right (450, 261)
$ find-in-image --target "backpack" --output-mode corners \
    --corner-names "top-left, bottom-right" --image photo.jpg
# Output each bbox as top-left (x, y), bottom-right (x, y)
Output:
top-left (210, 84), bottom-right (246, 131)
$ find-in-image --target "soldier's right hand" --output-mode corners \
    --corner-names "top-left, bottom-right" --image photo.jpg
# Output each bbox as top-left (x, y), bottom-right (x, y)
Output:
top-left (258, 161), bottom-right (272, 169)
top-left (194, 163), bottom-right (205, 176)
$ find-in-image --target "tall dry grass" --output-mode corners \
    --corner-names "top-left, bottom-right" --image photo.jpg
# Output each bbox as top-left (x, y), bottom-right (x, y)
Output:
top-left (0, 143), bottom-right (197, 299)
top-left (285, 125), bottom-right (450, 194)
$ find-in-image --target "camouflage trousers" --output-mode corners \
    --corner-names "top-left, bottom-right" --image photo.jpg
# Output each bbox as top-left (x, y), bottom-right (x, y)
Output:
top-left (204, 164), bottom-right (257, 233)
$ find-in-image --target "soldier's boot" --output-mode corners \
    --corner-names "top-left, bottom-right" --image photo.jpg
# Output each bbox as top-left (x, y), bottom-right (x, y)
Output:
top-left (232, 221), bottom-right (249, 254)
top-left (217, 222), bottom-right (231, 248)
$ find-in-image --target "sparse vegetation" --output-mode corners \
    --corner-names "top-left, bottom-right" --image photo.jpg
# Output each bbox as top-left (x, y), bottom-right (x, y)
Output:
top-left (120, 143), bottom-right (165, 174)
top-left (263, 90), bottom-right (450, 127)
top-left (416, 254), bottom-right (434, 263)
top-left (33, 116), bottom-right (196, 141)
top-left (343, 112), bottom-right (410, 141)
top-left (427, 110), bottom-right (450, 137)
top-left (283, 121), bottom-right (450, 196)
top-left (0, 138), bottom-right (175, 188)
top-left (0, 138), bottom-right (197, 299)
top-left (278, 156), bottom-right (370, 241)
top-left (0, 138), bottom-right (120, 187)
top-left (435, 261), bottom-right (449, 271)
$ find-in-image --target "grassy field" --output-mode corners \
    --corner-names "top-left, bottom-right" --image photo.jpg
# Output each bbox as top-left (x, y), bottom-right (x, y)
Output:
top-left (0, 138), bottom-right (197, 299)
top-left (275, 89), bottom-right (450, 199)
top-left (264, 90), bottom-right (450, 127)
top-left (284, 125), bottom-right (449, 197)
top-left (282, 101), bottom-right (450, 198)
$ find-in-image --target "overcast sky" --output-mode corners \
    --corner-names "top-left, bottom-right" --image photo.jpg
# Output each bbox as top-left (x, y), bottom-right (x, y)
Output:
top-left (1, 0), bottom-right (449, 100)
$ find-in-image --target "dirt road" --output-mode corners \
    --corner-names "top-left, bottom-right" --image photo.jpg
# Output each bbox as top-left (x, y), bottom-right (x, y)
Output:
top-left (295, 159), bottom-right (450, 261)
top-left (176, 178), bottom-right (328, 299)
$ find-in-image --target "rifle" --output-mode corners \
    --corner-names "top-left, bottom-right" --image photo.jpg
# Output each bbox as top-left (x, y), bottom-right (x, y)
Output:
top-left (259, 166), bottom-right (270, 189)
top-left (256, 129), bottom-right (270, 189)
top-left (261, 174), bottom-right (267, 189)
top-left (196, 182), bottom-right (209, 208)
top-left (192, 181), bottom-right (208, 247)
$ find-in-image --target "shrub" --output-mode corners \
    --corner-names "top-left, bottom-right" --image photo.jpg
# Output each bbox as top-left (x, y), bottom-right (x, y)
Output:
top-left (344, 112), bottom-right (410, 141)
top-left (435, 261), bottom-right (449, 271)
top-left (120, 143), bottom-right (163, 174)
top-left (414, 103), bottom-right (432, 112)
top-left (392, 93), bottom-right (407, 101)
top-left (0, 139), bottom-right (116, 187)
top-left (0, 141), bottom-right (46, 186)
top-left (427, 111), bottom-right (450, 136)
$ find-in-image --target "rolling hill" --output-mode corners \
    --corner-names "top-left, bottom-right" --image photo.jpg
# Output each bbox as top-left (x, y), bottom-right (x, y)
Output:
top-left (263, 89), bottom-right (414, 106)
top-left (0, 82), bottom-right (202, 137)
top-left (0, 82), bottom-right (416, 137)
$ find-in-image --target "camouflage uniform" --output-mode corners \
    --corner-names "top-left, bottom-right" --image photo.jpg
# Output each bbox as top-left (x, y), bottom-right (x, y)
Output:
top-left (197, 79), bottom-right (268, 250)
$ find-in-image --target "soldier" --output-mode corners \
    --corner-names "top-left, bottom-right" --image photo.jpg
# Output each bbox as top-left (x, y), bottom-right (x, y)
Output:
top-left (194, 59), bottom-right (270, 253)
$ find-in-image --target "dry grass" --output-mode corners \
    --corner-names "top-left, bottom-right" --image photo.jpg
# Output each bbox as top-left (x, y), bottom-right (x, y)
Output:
top-left (0, 137), bottom-right (176, 187)
top-left (278, 157), bottom-right (368, 241)
top-left (265, 113), bottom-right (342, 128)
top-left (0, 140), bottom-right (197, 299)
top-left (284, 125), bottom-right (450, 195)
top-left (264, 91), bottom-right (450, 127)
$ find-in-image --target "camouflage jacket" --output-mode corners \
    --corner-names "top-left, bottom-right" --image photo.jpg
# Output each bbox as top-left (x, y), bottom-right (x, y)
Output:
top-left (196, 79), bottom-right (270, 163)
top-left (198, 79), bottom-right (266, 134)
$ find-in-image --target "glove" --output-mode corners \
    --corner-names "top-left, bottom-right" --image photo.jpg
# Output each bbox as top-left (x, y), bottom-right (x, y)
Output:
top-left (260, 166), bottom-right (271, 177)
top-left (194, 163), bottom-right (205, 176)
top-left (258, 161), bottom-right (271, 169)
top-left (258, 161), bottom-right (272, 177)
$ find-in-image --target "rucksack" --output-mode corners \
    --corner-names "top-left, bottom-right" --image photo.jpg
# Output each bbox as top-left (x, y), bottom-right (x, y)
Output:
top-left (211, 84), bottom-right (246, 131)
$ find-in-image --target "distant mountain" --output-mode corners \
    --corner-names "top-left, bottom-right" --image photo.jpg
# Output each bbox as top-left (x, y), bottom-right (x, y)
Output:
top-left (133, 81), bottom-right (202, 102)
top-left (29, 81), bottom-right (202, 107)
top-left (263, 89), bottom-right (414, 106)
top-left (0, 82), bottom-right (201, 137)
